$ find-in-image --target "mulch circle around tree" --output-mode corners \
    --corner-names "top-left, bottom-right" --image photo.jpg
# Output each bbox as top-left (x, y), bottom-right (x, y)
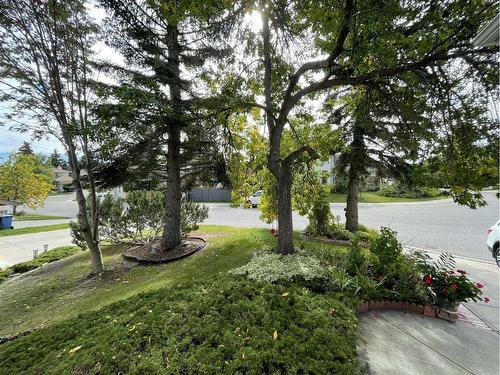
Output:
top-left (122, 237), bottom-right (207, 264)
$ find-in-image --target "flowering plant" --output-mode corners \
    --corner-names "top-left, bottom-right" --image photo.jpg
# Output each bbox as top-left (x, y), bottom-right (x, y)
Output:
top-left (414, 252), bottom-right (488, 309)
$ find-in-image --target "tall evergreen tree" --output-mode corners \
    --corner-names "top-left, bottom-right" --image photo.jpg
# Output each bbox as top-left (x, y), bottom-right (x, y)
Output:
top-left (17, 141), bottom-right (34, 155)
top-left (49, 149), bottom-right (68, 169)
top-left (333, 61), bottom-right (498, 232)
top-left (96, 0), bottom-right (242, 251)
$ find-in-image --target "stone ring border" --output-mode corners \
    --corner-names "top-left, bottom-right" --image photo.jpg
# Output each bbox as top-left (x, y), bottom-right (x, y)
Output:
top-left (122, 236), bottom-right (208, 264)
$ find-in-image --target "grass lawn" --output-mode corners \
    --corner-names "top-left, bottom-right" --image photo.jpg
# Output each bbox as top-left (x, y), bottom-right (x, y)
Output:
top-left (0, 225), bottom-right (426, 373)
top-left (0, 226), bottom-right (362, 373)
top-left (14, 214), bottom-right (67, 221)
top-left (0, 223), bottom-right (69, 237)
top-left (0, 226), bottom-right (280, 336)
top-left (327, 191), bottom-right (447, 203)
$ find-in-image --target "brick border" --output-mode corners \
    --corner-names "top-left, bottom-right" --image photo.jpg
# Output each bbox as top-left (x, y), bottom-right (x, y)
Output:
top-left (357, 300), bottom-right (458, 322)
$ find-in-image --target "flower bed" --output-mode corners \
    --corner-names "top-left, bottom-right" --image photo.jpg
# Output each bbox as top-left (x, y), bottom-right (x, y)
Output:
top-left (414, 252), bottom-right (489, 310)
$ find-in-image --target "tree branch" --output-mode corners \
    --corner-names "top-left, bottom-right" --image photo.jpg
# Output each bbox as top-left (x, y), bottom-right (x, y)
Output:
top-left (283, 145), bottom-right (319, 166)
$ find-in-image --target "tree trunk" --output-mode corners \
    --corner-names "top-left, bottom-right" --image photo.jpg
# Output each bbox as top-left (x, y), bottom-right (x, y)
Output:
top-left (12, 206), bottom-right (17, 216)
top-left (66, 140), bottom-right (104, 274)
top-left (277, 167), bottom-right (294, 254)
top-left (160, 23), bottom-right (183, 251)
top-left (345, 167), bottom-right (359, 232)
top-left (345, 122), bottom-right (365, 233)
top-left (161, 122), bottom-right (182, 250)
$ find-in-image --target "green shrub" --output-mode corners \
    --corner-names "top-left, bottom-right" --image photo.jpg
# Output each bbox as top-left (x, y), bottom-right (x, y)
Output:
top-left (346, 240), bottom-right (365, 275)
top-left (180, 198), bottom-right (209, 235)
top-left (0, 278), bottom-right (361, 374)
top-left (330, 177), bottom-right (348, 194)
top-left (306, 197), bottom-right (334, 237)
top-left (329, 225), bottom-right (354, 241)
top-left (369, 227), bottom-right (403, 275)
top-left (71, 191), bottom-right (208, 247)
top-left (10, 246), bottom-right (80, 274)
top-left (0, 267), bottom-right (13, 282)
top-left (379, 183), bottom-right (442, 198)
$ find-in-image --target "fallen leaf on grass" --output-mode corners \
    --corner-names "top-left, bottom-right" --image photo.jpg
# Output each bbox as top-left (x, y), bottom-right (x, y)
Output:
top-left (281, 292), bottom-right (289, 297)
top-left (69, 345), bottom-right (82, 355)
top-left (272, 330), bottom-right (278, 340)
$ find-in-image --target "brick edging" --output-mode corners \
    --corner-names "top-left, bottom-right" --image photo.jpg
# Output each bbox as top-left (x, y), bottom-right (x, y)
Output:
top-left (357, 300), bottom-right (458, 322)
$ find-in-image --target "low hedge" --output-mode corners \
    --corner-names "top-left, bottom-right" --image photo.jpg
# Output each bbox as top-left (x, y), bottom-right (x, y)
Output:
top-left (1, 246), bottom-right (81, 282)
top-left (379, 183), bottom-right (442, 199)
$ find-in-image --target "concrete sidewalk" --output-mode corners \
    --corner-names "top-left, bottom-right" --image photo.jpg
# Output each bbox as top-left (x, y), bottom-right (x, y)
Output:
top-left (359, 255), bottom-right (499, 375)
top-left (359, 310), bottom-right (499, 374)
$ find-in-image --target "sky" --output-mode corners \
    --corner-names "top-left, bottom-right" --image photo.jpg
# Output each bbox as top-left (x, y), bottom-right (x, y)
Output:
top-left (0, 5), bottom-right (263, 157)
top-left (1, 4), bottom-right (496, 158)
top-left (0, 2), bottom-right (110, 157)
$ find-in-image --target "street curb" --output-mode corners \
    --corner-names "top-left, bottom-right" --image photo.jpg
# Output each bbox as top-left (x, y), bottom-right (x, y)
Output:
top-left (404, 246), bottom-right (498, 266)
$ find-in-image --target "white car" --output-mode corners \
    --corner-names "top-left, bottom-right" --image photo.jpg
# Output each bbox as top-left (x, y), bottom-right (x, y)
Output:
top-left (247, 190), bottom-right (263, 208)
top-left (487, 220), bottom-right (499, 266)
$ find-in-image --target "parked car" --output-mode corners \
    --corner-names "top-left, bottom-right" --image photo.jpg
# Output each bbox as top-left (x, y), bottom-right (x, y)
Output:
top-left (247, 190), bottom-right (263, 208)
top-left (487, 220), bottom-right (499, 266)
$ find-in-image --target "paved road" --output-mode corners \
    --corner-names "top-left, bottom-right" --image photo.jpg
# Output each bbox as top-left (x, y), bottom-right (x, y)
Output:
top-left (22, 191), bottom-right (499, 261)
top-left (19, 193), bottom-right (78, 218)
top-left (204, 191), bottom-right (499, 261)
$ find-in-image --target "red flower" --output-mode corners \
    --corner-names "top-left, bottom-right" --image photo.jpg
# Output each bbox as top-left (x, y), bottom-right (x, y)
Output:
top-left (457, 269), bottom-right (467, 275)
top-left (424, 275), bottom-right (432, 285)
top-left (449, 270), bottom-right (455, 275)
top-left (484, 297), bottom-right (490, 303)
top-left (451, 284), bottom-right (458, 290)
top-left (476, 282), bottom-right (484, 289)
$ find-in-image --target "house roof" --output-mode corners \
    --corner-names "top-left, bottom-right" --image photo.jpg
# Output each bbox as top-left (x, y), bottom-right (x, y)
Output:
top-left (54, 174), bottom-right (73, 184)
top-left (0, 198), bottom-right (21, 206)
top-left (472, 14), bottom-right (499, 47)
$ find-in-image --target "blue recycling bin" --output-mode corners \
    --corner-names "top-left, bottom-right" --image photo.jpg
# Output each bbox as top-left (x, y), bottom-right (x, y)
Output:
top-left (0, 215), bottom-right (13, 230)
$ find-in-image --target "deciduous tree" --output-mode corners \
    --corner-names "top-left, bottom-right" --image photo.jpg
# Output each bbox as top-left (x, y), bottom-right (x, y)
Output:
top-left (0, 0), bottom-right (105, 273)
top-left (0, 154), bottom-right (53, 214)
top-left (247, 0), bottom-right (497, 253)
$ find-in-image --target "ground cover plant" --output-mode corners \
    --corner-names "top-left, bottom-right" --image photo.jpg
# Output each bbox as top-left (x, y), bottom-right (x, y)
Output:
top-left (0, 278), bottom-right (360, 374)
top-left (0, 225), bottom-right (438, 373)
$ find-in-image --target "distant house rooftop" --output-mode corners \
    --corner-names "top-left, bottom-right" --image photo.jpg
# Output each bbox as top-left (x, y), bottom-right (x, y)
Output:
top-left (0, 198), bottom-right (20, 207)
top-left (472, 14), bottom-right (499, 47)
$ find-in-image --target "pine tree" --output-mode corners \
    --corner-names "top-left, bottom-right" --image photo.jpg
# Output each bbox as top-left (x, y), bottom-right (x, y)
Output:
top-left (17, 141), bottom-right (34, 155)
top-left (96, 0), bottom-right (242, 251)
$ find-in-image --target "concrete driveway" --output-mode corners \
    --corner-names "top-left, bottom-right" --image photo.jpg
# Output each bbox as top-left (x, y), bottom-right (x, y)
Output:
top-left (0, 229), bottom-right (72, 267)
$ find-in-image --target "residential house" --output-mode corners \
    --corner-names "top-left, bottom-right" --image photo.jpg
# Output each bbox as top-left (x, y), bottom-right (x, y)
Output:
top-left (0, 198), bottom-right (20, 215)
top-left (52, 167), bottom-right (73, 192)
